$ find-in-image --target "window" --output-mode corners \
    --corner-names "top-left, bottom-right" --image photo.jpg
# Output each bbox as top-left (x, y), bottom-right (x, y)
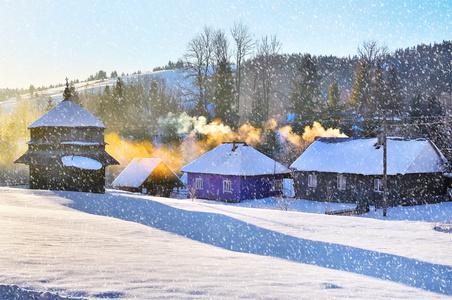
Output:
top-left (271, 179), bottom-right (283, 191)
top-left (308, 174), bottom-right (317, 188)
top-left (374, 178), bottom-right (383, 192)
top-left (195, 178), bottom-right (203, 190)
top-left (337, 175), bottom-right (346, 190)
top-left (223, 180), bottom-right (232, 193)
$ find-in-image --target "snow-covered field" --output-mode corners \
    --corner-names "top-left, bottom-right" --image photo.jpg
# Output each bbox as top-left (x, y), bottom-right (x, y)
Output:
top-left (1, 186), bottom-right (451, 299)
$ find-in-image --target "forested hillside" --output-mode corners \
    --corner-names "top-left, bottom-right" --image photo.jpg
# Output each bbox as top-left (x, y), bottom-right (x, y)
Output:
top-left (0, 37), bottom-right (450, 185)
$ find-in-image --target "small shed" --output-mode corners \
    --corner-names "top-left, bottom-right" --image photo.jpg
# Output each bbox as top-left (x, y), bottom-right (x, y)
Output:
top-left (15, 83), bottom-right (118, 193)
top-left (180, 142), bottom-right (291, 202)
top-left (290, 137), bottom-right (448, 207)
top-left (112, 158), bottom-right (184, 197)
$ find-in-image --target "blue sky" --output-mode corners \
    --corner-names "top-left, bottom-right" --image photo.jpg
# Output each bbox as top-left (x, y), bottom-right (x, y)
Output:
top-left (1, 0), bottom-right (450, 89)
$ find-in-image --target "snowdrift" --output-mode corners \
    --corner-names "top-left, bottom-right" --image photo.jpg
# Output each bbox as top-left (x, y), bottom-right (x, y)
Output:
top-left (0, 187), bottom-right (451, 299)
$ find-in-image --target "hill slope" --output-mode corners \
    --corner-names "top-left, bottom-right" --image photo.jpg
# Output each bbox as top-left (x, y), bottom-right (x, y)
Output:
top-left (0, 70), bottom-right (191, 113)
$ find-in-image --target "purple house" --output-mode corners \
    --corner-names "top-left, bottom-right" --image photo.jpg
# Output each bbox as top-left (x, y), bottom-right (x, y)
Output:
top-left (180, 142), bottom-right (291, 202)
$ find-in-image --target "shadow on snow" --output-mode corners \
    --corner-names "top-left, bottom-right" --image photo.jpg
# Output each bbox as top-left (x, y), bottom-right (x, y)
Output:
top-left (58, 191), bottom-right (452, 296)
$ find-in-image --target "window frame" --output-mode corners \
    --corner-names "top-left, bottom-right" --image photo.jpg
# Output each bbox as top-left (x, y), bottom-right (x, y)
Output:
top-left (337, 175), bottom-right (346, 190)
top-left (307, 174), bottom-right (317, 188)
top-left (271, 179), bottom-right (283, 192)
top-left (223, 179), bottom-right (232, 193)
top-left (374, 178), bottom-right (383, 193)
top-left (195, 177), bottom-right (203, 190)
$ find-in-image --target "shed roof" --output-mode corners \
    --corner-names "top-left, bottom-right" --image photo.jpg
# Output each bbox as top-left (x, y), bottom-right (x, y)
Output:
top-left (28, 100), bottom-right (105, 128)
top-left (112, 158), bottom-right (182, 188)
top-left (180, 143), bottom-right (290, 176)
top-left (290, 137), bottom-right (447, 175)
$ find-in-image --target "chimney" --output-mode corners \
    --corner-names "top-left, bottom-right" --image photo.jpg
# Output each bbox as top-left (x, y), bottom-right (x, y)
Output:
top-left (232, 141), bottom-right (238, 152)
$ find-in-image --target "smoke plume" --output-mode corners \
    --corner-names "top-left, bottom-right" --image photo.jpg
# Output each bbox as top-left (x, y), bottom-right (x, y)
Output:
top-left (302, 121), bottom-right (348, 143)
top-left (105, 115), bottom-right (347, 176)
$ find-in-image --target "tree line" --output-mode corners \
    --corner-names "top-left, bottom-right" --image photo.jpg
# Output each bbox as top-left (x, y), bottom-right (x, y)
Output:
top-left (179, 25), bottom-right (450, 153)
top-left (0, 29), bottom-right (450, 184)
top-left (61, 32), bottom-right (450, 160)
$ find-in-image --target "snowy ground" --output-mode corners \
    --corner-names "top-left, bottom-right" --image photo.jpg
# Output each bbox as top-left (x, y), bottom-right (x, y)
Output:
top-left (0, 187), bottom-right (451, 299)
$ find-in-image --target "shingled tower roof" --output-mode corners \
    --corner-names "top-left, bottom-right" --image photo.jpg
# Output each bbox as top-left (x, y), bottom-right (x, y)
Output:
top-left (28, 100), bottom-right (105, 128)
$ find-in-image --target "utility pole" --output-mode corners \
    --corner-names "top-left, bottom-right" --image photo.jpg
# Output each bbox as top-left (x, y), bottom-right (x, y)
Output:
top-left (382, 110), bottom-right (388, 217)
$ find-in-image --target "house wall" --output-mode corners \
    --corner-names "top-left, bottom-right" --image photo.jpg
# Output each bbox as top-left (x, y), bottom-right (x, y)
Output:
top-left (20, 125), bottom-right (118, 194)
top-left (117, 185), bottom-right (174, 197)
top-left (141, 178), bottom-right (182, 197)
top-left (30, 127), bottom-right (104, 143)
top-left (397, 173), bottom-right (446, 205)
top-left (186, 174), bottom-right (241, 202)
top-left (186, 173), bottom-right (285, 202)
top-left (116, 186), bottom-right (140, 193)
top-left (238, 174), bottom-right (285, 201)
top-left (30, 165), bottom-right (106, 193)
top-left (293, 171), bottom-right (446, 207)
top-left (294, 171), bottom-right (376, 206)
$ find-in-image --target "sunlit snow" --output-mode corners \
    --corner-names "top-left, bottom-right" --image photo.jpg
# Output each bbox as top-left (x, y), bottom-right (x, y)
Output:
top-left (0, 187), bottom-right (451, 299)
top-left (28, 100), bottom-right (105, 128)
top-left (290, 137), bottom-right (447, 175)
top-left (181, 143), bottom-right (290, 176)
top-left (61, 156), bottom-right (103, 170)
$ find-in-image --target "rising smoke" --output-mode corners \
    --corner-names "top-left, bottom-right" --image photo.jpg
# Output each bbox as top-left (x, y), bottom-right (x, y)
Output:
top-left (106, 114), bottom-right (348, 174)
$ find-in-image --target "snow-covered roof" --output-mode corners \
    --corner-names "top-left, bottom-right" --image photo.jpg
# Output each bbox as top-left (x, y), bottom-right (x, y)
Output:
top-left (290, 137), bottom-right (446, 175)
top-left (61, 155), bottom-right (103, 170)
top-left (180, 143), bottom-right (290, 176)
top-left (112, 158), bottom-right (181, 188)
top-left (28, 100), bottom-right (105, 128)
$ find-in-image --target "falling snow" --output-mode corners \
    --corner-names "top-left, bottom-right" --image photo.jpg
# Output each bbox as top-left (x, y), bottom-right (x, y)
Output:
top-left (0, 187), bottom-right (451, 299)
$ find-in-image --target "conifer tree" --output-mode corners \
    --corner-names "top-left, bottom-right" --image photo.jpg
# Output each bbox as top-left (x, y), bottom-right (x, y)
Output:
top-left (213, 57), bottom-right (235, 126)
top-left (96, 85), bottom-right (111, 125)
top-left (386, 64), bottom-right (404, 116)
top-left (149, 80), bottom-right (160, 118)
top-left (69, 84), bottom-right (81, 106)
top-left (63, 82), bottom-right (71, 101)
top-left (350, 61), bottom-right (367, 111)
top-left (327, 77), bottom-right (340, 108)
top-left (250, 93), bottom-right (266, 126)
top-left (289, 54), bottom-right (321, 133)
top-left (44, 96), bottom-right (55, 112)
top-left (371, 59), bottom-right (386, 112)
top-left (325, 76), bottom-right (341, 128)
top-left (111, 77), bottom-right (126, 126)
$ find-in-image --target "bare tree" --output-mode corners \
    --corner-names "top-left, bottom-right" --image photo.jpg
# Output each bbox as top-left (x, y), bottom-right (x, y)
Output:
top-left (350, 41), bottom-right (389, 135)
top-left (183, 26), bottom-right (216, 109)
top-left (231, 22), bottom-right (254, 114)
top-left (251, 35), bottom-right (282, 123)
top-left (354, 41), bottom-right (388, 109)
top-left (357, 40), bottom-right (388, 66)
top-left (213, 29), bottom-right (229, 65)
